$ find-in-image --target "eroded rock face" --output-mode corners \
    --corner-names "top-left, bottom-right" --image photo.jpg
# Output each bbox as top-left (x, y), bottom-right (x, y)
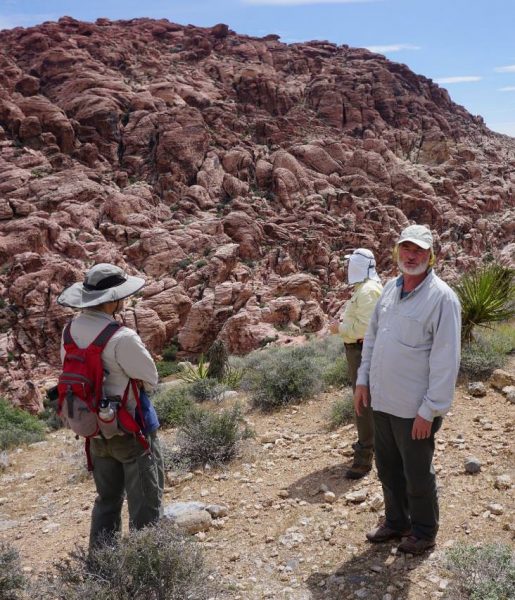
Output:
top-left (0, 17), bottom-right (514, 408)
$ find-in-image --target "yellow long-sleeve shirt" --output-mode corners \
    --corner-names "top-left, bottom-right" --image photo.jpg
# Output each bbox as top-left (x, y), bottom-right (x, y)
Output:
top-left (338, 279), bottom-right (383, 343)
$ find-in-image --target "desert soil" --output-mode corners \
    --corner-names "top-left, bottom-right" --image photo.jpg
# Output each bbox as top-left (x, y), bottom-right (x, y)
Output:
top-left (1, 370), bottom-right (514, 600)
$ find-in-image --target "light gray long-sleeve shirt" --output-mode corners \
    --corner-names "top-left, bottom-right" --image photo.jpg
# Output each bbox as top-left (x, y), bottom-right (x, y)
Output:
top-left (356, 270), bottom-right (461, 421)
top-left (60, 309), bottom-right (158, 401)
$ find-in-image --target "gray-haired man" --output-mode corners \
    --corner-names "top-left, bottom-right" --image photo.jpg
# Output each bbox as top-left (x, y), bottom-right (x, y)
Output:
top-left (354, 225), bottom-right (461, 555)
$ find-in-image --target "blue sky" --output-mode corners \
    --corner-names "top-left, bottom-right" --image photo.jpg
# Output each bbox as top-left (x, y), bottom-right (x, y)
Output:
top-left (1, 0), bottom-right (515, 137)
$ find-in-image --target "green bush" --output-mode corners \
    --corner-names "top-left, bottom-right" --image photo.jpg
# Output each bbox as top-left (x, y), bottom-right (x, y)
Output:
top-left (152, 386), bottom-right (194, 427)
top-left (241, 345), bottom-right (324, 411)
top-left (222, 363), bottom-right (245, 389)
top-left (322, 355), bottom-right (351, 388)
top-left (481, 321), bottom-right (515, 355)
top-left (445, 542), bottom-right (515, 600)
top-left (460, 338), bottom-right (508, 380)
top-left (454, 264), bottom-right (515, 343)
top-left (176, 404), bottom-right (252, 467)
top-left (156, 360), bottom-right (181, 379)
top-left (34, 521), bottom-right (213, 600)
top-left (0, 398), bottom-right (46, 450)
top-left (38, 395), bottom-right (62, 431)
top-left (189, 378), bottom-right (226, 403)
top-left (0, 541), bottom-right (25, 600)
top-left (328, 391), bottom-right (355, 430)
top-left (162, 343), bottom-right (179, 362)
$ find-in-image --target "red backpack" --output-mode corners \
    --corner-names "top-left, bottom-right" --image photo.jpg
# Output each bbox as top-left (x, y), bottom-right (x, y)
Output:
top-left (57, 321), bottom-right (149, 469)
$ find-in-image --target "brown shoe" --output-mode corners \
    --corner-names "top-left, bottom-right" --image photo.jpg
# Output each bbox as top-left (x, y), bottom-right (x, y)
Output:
top-left (366, 522), bottom-right (411, 543)
top-left (345, 464), bottom-right (372, 480)
top-left (397, 535), bottom-right (436, 555)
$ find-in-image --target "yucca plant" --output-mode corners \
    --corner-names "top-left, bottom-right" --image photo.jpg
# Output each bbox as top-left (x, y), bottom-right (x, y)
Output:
top-left (454, 264), bottom-right (514, 343)
top-left (177, 355), bottom-right (210, 383)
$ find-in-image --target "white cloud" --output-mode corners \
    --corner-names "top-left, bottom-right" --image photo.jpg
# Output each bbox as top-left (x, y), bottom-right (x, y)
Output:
top-left (499, 86), bottom-right (515, 92)
top-left (243, 0), bottom-right (379, 5)
top-left (494, 64), bottom-right (515, 73)
top-left (366, 43), bottom-right (420, 53)
top-left (434, 76), bottom-right (482, 84)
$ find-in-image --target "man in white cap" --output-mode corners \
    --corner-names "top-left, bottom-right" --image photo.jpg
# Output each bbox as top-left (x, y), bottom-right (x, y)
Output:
top-left (354, 225), bottom-right (461, 555)
top-left (330, 248), bottom-right (383, 479)
top-left (57, 263), bottom-right (163, 549)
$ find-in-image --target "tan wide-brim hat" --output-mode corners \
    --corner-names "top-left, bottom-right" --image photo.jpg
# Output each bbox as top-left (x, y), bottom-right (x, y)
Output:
top-left (57, 263), bottom-right (145, 309)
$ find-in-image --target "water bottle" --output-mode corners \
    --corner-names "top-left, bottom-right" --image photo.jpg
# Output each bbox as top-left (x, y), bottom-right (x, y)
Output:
top-left (98, 398), bottom-right (115, 422)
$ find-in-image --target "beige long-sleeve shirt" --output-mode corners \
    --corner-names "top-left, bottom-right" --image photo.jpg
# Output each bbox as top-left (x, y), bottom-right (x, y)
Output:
top-left (60, 309), bottom-right (158, 401)
top-left (338, 279), bottom-right (383, 343)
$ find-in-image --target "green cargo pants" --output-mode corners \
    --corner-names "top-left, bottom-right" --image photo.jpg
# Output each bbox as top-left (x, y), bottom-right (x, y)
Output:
top-left (345, 342), bottom-right (374, 467)
top-left (89, 431), bottom-right (164, 548)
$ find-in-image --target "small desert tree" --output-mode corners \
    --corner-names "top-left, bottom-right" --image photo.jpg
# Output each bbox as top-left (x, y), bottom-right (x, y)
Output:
top-left (206, 339), bottom-right (228, 381)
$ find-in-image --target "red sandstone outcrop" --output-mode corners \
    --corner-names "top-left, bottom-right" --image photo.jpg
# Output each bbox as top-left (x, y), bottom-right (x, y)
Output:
top-left (0, 16), bottom-right (513, 410)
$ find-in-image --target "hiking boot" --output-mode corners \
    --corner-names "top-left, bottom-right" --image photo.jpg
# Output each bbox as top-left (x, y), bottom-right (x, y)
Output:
top-left (397, 535), bottom-right (436, 555)
top-left (345, 464), bottom-right (372, 480)
top-left (366, 521), bottom-right (411, 543)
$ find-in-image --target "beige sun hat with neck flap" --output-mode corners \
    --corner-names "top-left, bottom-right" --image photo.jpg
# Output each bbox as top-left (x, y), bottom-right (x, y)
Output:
top-left (57, 263), bottom-right (145, 309)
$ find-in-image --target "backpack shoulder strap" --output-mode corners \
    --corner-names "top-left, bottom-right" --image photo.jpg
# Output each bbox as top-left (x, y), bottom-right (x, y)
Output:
top-left (63, 322), bottom-right (74, 346)
top-left (91, 322), bottom-right (122, 351)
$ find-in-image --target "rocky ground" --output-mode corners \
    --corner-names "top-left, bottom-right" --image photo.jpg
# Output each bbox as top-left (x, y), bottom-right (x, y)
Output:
top-left (1, 368), bottom-right (514, 600)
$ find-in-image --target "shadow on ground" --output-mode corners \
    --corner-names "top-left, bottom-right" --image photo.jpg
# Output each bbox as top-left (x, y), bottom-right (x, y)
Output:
top-left (287, 462), bottom-right (369, 503)
top-left (305, 541), bottom-right (432, 599)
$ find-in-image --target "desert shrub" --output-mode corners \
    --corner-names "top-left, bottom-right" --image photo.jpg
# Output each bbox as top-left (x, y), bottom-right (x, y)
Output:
top-left (162, 343), bottom-right (179, 362)
top-left (241, 345), bottom-right (324, 411)
top-left (189, 378), bottom-right (226, 403)
top-left (444, 542), bottom-right (515, 600)
top-left (322, 355), bottom-right (351, 388)
top-left (176, 404), bottom-right (252, 467)
top-left (0, 398), bottom-right (46, 450)
top-left (328, 391), bottom-right (355, 430)
top-left (0, 542), bottom-right (25, 600)
top-left (480, 321), bottom-right (515, 355)
top-left (177, 355), bottom-right (209, 383)
top-left (34, 521), bottom-right (213, 600)
top-left (460, 339), bottom-right (508, 380)
top-left (156, 360), bottom-right (180, 379)
top-left (454, 264), bottom-right (514, 342)
top-left (38, 393), bottom-right (62, 431)
top-left (222, 363), bottom-right (245, 389)
top-left (152, 386), bottom-right (194, 427)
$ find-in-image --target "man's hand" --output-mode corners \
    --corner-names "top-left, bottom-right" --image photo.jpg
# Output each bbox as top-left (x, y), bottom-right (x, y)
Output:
top-left (411, 415), bottom-right (432, 440)
top-left (354, 384), bottom-right (369, 417)
top-left (329, 319), bottom-right (339, 335)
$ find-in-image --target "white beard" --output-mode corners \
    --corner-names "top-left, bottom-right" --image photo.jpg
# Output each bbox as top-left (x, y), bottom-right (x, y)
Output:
top-left (398, 257), bottom-right (430, 276)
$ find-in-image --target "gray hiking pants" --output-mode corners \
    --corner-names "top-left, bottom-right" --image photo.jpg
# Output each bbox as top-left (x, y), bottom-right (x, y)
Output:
top-left (89, 431), bottom-right (164, 548)
top-left (374, 411), bottom-right (442, 540)
top-left (345, 342), bottom-right (374, 467)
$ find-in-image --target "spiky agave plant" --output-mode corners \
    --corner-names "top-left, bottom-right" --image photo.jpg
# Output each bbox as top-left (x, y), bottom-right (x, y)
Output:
top-left (454, 263), bottom-right (514, 343)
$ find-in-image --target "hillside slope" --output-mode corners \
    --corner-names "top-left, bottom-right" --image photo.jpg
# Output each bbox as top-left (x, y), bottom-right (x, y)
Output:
top-left (0, 17), bottom-right (514, 409)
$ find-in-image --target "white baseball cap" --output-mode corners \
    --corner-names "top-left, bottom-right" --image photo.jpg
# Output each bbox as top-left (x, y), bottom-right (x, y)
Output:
top-left (397, 225), bottom-right (433, 250)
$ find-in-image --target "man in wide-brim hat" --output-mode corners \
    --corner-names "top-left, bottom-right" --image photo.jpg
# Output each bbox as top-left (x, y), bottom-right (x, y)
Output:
top-left (58, 263), bottom-right (163, 549)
